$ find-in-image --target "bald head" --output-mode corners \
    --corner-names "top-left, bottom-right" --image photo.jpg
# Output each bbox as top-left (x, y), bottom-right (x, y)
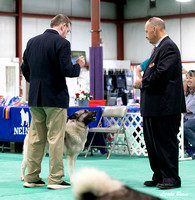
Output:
top-left (145, 17), bottom-right (166, 45)
top-left (147, 17), bottom-right (165, 30)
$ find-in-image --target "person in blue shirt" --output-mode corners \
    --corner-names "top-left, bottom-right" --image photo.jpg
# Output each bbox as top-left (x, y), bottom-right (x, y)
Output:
top-left (135, 58), bottom-right (187, 80)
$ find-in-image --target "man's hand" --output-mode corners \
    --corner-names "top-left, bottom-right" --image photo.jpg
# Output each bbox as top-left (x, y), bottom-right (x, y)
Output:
top-left (76, 56), bottom-right (85, 67)
top-left (133, 79), bottom-right (142, 89)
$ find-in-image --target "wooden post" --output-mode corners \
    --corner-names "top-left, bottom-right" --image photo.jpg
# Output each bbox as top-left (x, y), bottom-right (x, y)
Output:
top-left (90, 0), bottom-right (103, 100)
top-left (117, 2), bottom-right (124, 60)
top-left (15, 0), bottom-right (23, 96)
top-left (91, 0), bottom-right (100, 46)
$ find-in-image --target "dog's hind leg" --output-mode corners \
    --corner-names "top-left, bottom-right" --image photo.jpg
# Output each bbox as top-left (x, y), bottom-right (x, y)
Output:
top-left (20, 134), bottom-right (28, 181)
top-left (66, 155), bottom-right (77, 183)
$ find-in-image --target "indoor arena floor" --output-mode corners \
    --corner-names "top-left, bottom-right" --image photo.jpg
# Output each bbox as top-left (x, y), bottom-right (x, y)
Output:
top-left (0, 152), bottom-right (194, 200)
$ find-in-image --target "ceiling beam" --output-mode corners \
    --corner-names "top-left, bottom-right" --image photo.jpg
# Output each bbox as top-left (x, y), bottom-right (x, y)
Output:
top-left (101, 0), bottom-right (126, 4)
top-left (0, 11), bottom-right (117, 24)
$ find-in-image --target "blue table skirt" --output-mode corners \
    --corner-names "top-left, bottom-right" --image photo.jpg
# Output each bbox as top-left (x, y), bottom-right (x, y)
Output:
top-left (0, 105), bottom-right (140, 143)
top-left (0, 106), bottom-right (103, 143)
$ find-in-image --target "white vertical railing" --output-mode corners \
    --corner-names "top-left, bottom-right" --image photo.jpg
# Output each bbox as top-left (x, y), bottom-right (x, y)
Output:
top-left (106, 112), bottom-right (187, 160)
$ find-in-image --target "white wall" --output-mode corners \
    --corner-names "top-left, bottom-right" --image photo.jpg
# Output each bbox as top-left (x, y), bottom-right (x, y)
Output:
top-left (124, 0), bottom-right (195, 64)
top-left (124, 19), bottom-right (182, 63)
top-left (124, 0), bottom-right (181, 19)
top-left (0, 0), bottom-right (15, 12)
top-left (15, 0), bottom-right (117, 62)
top-left (1, 0), bottom-right (195, 64)
top-left (22, 0), bottom-right (73, 16)
top-left (0, 16), bottom-right (16, 57)
top-left (181, 17), bottom-right (195, 61)
top-left (18, 0), bottom-right (117, 103)
top-left (182, 63), bottom-right (195, 71)
top-left (22, 18), bottom-right (50, 53)
top-left (21, 19), bottom-right (117, 63)
top-left (22, 0), bottom-right (116, 19)
top-left (1, 0), bottom-right (195, 101)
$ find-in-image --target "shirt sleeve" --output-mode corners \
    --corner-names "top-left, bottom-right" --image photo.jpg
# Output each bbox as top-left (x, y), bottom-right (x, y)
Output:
top-left (186, 94), bottom-right (195, 114)
top-left (140, 58), bottom-right (149, 72)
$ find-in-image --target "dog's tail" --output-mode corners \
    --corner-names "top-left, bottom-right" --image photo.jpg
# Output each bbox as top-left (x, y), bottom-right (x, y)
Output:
top-left (72, 168), bottom-right (123, 200)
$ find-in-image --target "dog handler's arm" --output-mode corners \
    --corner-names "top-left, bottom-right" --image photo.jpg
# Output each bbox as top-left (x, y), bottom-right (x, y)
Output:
top-left (21, 50), bottom-right (30, 83)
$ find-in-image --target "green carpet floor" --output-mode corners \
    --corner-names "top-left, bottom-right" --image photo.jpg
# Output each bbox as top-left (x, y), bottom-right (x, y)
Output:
top-left (0, 152), bottom-right (194, 200)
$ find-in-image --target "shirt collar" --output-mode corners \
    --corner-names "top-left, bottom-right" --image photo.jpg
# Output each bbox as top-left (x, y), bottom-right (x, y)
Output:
top-left (49, 28), bottom-right (60, 35)
top-left (155, 34), bottom-right (168, 47)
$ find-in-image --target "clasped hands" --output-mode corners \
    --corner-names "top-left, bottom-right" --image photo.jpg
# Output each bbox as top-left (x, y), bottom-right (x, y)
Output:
top-left (133, 79), bottom-right (142, 89)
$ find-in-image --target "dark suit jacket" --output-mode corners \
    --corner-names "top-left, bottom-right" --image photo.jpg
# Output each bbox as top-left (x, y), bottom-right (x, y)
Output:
top-left (140, 36), bottom-right (186, 117)
top-left (21, 29), bottom-right (80, 108)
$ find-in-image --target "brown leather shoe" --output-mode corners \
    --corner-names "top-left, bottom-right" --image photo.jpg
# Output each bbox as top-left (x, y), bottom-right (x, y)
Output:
top-left (144, 180), bottom-right (158, 187)
top-left (156, 183), bottom-right (181, 189)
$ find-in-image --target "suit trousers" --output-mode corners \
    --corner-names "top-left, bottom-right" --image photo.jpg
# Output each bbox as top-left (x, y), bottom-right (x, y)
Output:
top-left (143, 114), bottom-right (181, 185)
top-left (24, 107), bottom-right (67, 185)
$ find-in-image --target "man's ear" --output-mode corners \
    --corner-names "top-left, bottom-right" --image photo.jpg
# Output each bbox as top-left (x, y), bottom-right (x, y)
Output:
top-left (59, 23), bottom-right (64, 32)
top-left (68, 113), bottom-right (79, 120)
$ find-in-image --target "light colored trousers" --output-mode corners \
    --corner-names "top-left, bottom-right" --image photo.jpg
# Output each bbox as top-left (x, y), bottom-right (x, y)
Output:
top-left (24, 107), bottom-right (67, 185)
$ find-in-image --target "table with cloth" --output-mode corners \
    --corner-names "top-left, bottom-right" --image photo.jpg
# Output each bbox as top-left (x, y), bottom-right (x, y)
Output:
top-left (1, 104), bottom-right (185, 160)
top-left (0, 106), bottom-right (103, 143)
top-left (0, 105), bottom-right (140, 153)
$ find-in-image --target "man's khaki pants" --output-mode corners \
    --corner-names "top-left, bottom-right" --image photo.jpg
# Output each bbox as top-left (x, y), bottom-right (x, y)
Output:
top-left (24, 107), bottom-right (67, 185)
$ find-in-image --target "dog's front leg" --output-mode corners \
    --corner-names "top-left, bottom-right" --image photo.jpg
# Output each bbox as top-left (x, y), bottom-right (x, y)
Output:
top-left (21, 134), bottom-right (29, 181)
top-left (66, 155), bottom-right (77, 183)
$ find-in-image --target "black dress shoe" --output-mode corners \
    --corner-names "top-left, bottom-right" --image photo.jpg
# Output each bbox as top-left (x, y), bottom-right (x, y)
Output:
top-left (144, 180), bottom-right (158, 187)
top-left (156, 183), bottom-right (181, 189)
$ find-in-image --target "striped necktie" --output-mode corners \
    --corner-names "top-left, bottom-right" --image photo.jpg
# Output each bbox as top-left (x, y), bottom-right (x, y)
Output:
top-left (150, 46), bottom-right (156, 56)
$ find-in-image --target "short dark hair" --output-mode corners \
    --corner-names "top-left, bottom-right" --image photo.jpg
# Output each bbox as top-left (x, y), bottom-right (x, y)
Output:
top-left (50, 14), bottom-right (71, 28)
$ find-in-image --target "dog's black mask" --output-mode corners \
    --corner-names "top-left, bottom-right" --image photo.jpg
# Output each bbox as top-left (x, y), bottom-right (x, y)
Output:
top-left (82, 192), bottom-right (97, 200)
top-left (68, 109), bottom-right (97, 125)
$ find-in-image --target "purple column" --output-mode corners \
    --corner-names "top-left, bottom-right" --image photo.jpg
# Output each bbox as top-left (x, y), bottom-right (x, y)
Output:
top-left (89, 46), bottom-right (104, 100)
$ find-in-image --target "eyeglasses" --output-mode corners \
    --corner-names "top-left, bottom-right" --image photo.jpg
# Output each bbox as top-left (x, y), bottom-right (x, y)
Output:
top-left (64, 24), bottom-right (71, 34)
top-left (67, 29), bottom-right (71, 34)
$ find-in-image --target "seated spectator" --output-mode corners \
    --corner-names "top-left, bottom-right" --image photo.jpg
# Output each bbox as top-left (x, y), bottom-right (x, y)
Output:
top-left (184, 70), bottom-right (195, 158)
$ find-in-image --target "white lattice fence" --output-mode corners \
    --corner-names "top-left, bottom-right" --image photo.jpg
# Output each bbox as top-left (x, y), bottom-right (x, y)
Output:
top-left (125, 113), bottom-right (147, 156)
top-left (105, 113), bottom-right (186, 160)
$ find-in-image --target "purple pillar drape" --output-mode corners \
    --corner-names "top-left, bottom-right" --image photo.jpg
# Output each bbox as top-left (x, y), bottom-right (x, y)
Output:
top-left (89, 46), bottom-right (104, 100)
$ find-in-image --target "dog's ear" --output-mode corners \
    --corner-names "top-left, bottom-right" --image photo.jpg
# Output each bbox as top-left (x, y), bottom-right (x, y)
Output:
top-left (68, 113), bottom-right (79, 120)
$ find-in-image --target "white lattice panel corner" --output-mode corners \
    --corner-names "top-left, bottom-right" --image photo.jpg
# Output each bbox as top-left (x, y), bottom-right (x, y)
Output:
top-left (105, 113), bottom-right (185, 160)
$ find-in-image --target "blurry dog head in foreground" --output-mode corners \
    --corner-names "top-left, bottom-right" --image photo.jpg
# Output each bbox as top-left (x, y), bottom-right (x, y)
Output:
top-left (72, 168), bottom-right (161, 200)
top-left (68, 109), bottom-right (97, 125)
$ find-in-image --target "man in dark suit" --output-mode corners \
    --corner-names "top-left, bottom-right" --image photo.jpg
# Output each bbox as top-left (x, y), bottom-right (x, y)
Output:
top-left (21, 14), bottom-right (85, 189)
top-left (133, 17), bottom-right (186, 189)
